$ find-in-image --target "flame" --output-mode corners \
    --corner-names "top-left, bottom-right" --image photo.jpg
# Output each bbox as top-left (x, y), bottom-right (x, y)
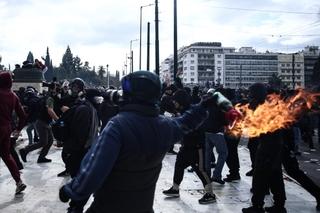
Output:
top-left (229, 89), bottom-right (320, 138)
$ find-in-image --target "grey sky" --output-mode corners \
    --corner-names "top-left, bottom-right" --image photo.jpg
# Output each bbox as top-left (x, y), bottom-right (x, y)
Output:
top-left (0, 0), bottom-right (319, 74)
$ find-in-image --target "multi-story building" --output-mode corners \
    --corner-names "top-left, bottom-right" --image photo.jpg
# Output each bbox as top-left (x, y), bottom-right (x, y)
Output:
top-left (224, 48), bottom-right (278, 89)
top-left (302, 46), bottom-right (319, 88)
top-left (278, 53), bottom-right (305, 89)
top-left (160, 42), bottom-right (235, 86)
top-left (159, 57), bottom-right (174, 84)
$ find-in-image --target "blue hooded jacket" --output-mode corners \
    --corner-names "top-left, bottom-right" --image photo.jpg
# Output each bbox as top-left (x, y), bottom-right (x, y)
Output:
top-left (64, 103), bottom-right (208, 212)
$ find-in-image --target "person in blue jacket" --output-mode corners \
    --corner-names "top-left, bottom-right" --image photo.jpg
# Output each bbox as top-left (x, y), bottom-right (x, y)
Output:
top-left (59, 71), bottom-right (219, 213)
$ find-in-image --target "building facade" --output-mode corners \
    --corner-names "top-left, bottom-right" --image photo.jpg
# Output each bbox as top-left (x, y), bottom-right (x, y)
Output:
top-left (302, 46), bottom-right (319, 88)
top-left (278, 53), bottom-right (305, 89)
top-left (224, 48), bottom-right (278, 89)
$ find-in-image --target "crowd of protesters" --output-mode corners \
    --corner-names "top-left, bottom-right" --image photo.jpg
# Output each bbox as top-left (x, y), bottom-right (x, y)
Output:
top-left (0, 64), bottom-right (320, 213)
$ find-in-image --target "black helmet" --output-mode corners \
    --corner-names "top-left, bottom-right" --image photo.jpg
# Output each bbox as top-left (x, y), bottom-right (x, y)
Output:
top-left (121, 71), bottom-right (161, 104)
top-left (70, 78), bottom-right (85, 91)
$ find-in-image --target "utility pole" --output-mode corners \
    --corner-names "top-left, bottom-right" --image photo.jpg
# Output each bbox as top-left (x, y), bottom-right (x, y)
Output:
top-left (239, 64), bottom-right (242, 89)
top-left (106, 64), bottom-right (109, 88)
top-left (130, 39), bottom-right (138, 73)
top-left (292, 53), bottom-right (295, 90)
top-left (147, 22), bottom-right (150, 71)
top-left (173, 0), bottom-right (178, 82)
top-left (139, 4), bottom-right (153, 70)
top-left (155, 0), bottom-right (160, 75)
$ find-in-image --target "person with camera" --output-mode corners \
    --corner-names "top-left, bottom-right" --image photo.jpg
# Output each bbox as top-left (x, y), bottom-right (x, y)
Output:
top-left (0, 71), bottom-right (27, 194)
top-left (58, 78), bottom-right (99, 213)
top-left (58, 71), bottom-right (221, 213)
top-left (19, 82), bottom-right (59, 163)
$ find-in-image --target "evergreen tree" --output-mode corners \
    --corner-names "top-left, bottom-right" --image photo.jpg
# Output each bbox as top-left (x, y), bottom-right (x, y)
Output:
top-left (98, 66), bottom-right (106, 79)
top-left (44, 47), bottom-right (54, 81)
top-left (61, 45), bottom-right (75, 77)
top-left (73, 56), bottom-right (83, 74)
top-left (27, 51), bottom-right (34, 63)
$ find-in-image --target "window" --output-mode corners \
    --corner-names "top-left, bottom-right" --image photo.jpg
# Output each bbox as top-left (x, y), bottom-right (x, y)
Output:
top-left (281, 64), bottom-right (285, 67)
top-left (191, 72), bottom-right (195, 76)
top-left (191, 78), bottom-right (194, 82)
top-left (191, 54), bottom-right (194, 57)
top-left (286, 64), bottom-right (290, 67)
top-left (190, 66), bottom-right (195, 70)
top-left (297, 64), bottom-right (301, 67)
top-left (184, 78), bottom-right (187, 82)
top-left (217, 61), bottom-right (222, 64)
top-left (217, 54), bottom-right (221, 58)
top-left (184, 67), bottom-right (187, 70)
top-left (191, 60), bottom-right (195, 64)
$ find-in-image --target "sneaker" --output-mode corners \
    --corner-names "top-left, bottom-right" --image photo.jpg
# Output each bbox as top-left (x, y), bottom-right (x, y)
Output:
top-left (15, 181), bottom-right (27, 194)
top-left (57, 170), bottom-right (70, 177)
top-left (187, 167), bottom-right (194, 173)
top-left (242, 206), bottom-right (265, 213)
top-left (223, 174), bottom-right (241, 182)
top-left (211, 177), bottom-right (225, 185)
top-left (198, 193), bottom-right (216, 204)
top-left (37, 158), bottom-right (52, 163)
top-left (264, 206), bottom-right (287, 213)
top-left (19, 149), bottom-right (27, 163)
top-left (246, 169), bottom-right (254, 176)
top-left (163, 187), bottom-right (180, 197)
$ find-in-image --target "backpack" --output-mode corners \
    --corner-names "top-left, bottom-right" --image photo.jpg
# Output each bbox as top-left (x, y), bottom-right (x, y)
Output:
top-left (23, 94), bottom-right (46, 123)
top-left (51, 105), bottom-right (77, 142)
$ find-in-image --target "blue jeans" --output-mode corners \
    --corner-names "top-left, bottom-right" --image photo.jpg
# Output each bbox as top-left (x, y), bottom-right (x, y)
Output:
top-left (26, 122), bottom-right (36, 145)
top-left (205, 132), bottom-right (228, 179)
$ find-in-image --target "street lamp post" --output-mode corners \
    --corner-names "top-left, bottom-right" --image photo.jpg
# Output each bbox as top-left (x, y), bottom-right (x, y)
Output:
top-left (106, 64), bottom-right (109, 88)
top-left (130, 39), bottom-right (138, 73)
top-left (139, 3), bottom-right (153, 70)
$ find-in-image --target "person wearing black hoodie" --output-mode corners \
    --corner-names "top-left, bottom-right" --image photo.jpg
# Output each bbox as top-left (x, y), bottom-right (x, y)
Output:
top-left (162, 89), bottom-right (216, 204)
top-left (243, 83), bottom-right (286, 213)
top-left (0, 71), bottom-right (27, 194)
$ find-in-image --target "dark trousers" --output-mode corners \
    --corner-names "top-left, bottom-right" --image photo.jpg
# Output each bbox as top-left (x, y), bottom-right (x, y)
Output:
top-left (248, 137), bottom-right (259, 170)
top-left (10, 137), bottom-right (23, 170)
top-left (251, 132), bottom-right (286, 207)
top-left (0, 126), bottom-right (21, 183)
top-left (25, 120), bottom-right (53, 160)
top-left (225, 135), bottom-right (240, 176)
top-left (301, 128), bottom-right (314, 149)
top-left (65, 148), bottom-right (90, 212)
top-left (173, 147), bottom-right (211, 187)
top-left (282, 147), bottom-right (320, 200)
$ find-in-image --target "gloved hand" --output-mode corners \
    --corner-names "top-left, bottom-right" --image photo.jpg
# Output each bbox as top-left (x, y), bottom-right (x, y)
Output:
top-left (59, 186), bottom-right (70, 203)
top-left (225, 108), bottom-right (242, 128)
top-left (200, 94), bottom-right (218, 108)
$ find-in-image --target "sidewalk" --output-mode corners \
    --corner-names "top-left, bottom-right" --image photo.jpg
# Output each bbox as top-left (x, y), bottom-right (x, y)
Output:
top-left (0, 135), bottom-right (319, 212)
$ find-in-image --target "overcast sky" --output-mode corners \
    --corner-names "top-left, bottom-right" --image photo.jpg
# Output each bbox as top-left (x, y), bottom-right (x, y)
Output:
top-left (0, 0), bottom-right (319, 74)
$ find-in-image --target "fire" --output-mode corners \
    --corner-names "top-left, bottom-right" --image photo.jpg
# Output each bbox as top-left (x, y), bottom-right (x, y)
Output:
top-left (229, 89), bottom-right (320, 138)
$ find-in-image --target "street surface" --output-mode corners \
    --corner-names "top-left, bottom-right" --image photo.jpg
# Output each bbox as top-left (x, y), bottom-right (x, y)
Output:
top-left (0, 132), bottom-right (319, 213)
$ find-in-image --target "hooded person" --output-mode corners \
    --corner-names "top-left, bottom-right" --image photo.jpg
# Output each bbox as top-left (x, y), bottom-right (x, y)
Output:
top-left (243, 83), bottom-right (286, 213)
top-left (0, 71), bottom-right (27, 194)
top-left (163, 89), bottom-right (216, 204)
top-left (246, 83), bottom-right (267, 176)
top-left (59, 71), bottom-right (217, 213)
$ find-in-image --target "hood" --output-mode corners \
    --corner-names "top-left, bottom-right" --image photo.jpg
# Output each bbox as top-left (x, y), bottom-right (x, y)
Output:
top-left (0, 72), bottom-right (13, 89)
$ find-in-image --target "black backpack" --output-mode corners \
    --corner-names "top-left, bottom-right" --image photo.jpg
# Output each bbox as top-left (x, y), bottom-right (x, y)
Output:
top-left (51, 105), bottom-right (77, 142)
top-left (23, 94), bottom-right (45, 123)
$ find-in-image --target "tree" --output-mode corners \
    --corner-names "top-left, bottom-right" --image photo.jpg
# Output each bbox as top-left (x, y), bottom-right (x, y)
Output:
top-left (98, 66), bottom-right (106, 79)
top-left (268, 73), bottom-right (283, 89)
top-left (73, 56), bottom-right (83, 74)
top-left (61, 45), bottom-right (75, 77)
top-left (27, 51), bottom-right (34, 63)
top-left (44, 47), bottom-right (54, 81)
